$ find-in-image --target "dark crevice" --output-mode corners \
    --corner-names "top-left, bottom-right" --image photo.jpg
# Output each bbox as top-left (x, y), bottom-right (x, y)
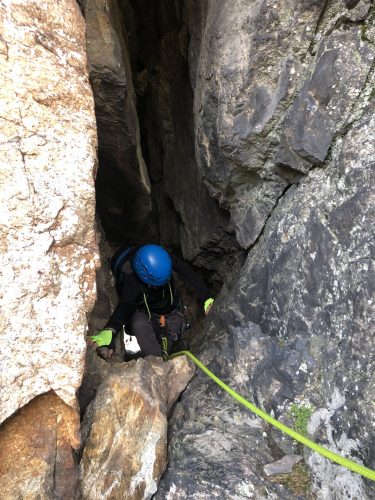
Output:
top-left (308, 0), bottom-right (331, 55)
top-left (245, 181), bottom-right (296, 256)
top-left (89, 0), bottom-right (241, 287)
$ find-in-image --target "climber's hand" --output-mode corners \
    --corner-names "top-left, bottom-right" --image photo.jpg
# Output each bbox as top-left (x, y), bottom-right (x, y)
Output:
top-left (204, 298), bottom-right (214, 315)
top-left (96, 346), bottom-right (114, 361)
top-left (89, 329), bottom-right (115, 361)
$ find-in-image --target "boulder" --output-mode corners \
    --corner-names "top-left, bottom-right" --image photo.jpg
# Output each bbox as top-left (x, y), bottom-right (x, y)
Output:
top-left (80, 355), bottom-right (194, 499)
top-left (0, 392), bottom-right (81, 500)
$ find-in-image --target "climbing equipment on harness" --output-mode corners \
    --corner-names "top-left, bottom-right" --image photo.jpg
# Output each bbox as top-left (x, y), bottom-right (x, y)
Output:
top-left (156, 314), bottom-right (168, 360)
top-left (169, 350), bottom-right (375, 482)
top-left (132, 244), bottom-right (172, 286)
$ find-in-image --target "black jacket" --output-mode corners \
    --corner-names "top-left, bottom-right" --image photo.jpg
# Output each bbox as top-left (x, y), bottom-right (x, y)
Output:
top-left (106, 251), bottom-right (211, 332)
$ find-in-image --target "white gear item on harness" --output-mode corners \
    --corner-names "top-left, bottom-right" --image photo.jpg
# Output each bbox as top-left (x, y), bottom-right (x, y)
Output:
top-left (123, 328), bottom-right (141, 355)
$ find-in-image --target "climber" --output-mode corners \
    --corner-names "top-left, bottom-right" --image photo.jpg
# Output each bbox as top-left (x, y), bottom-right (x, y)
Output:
top-left (89, 244), bottom-right (214, 361)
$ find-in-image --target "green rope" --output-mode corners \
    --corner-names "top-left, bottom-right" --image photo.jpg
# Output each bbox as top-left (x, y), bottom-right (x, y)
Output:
top-left (161, 336), bottom-right (169, 361)
top-left (170, 350), bottom-right (375, 482)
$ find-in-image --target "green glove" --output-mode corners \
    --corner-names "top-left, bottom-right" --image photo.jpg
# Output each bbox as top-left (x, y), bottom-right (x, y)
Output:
top-left (204, 298), bottom-right (214, 315)
top-left (90, 329), bottom-right (113, 347)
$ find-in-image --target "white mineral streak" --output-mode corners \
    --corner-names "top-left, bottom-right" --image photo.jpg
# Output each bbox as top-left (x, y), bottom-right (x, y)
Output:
top-left (0, 0), bottom-right (98, 423)
top-left (129, 431), bottom-right (160, 498)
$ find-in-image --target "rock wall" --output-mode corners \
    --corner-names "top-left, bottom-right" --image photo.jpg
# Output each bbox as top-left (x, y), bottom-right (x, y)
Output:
top-left (87, 0), bottom-right (245, 285)
top-left (186, 0), bottom-right (374, 250)
top-left (1, 0), bottom-right (374, 498)
top-left (123, 0), bottom-right (238, 269)
top-left (0, 0), bottom-right (98, 424)
top-left (86, 0), bottom-right (154, 245)
top-left (159, 0), bottom-right (375, 498)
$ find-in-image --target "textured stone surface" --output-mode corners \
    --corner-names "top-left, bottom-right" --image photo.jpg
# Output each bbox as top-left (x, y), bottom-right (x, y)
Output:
top-left (4, 0), bottom-right (371, 498)
top-left (0, 392), bottom-right (80, 500)
top-left (80, 356), bottom-right (194, 500)
top-left (78, 230), bottom-right (125, 416)
top-left (160, 72), bottom-right (375, 500)
top-left (276, 29), bottom-right (373, 172)
top-left (84, 0), bottom-right (246, 285)
top-left (157, 1), bottom-right (375, 498)
top-left (0, 0), bottom-right (98, 424)
top-left (264, 455), bottom-right (303, 477)
top-left (186, 0), bottom-right (374, 249)
top-left (156, 323), bottom-right (306, 499)
top-left (86, 0), bottom-right (154, 244)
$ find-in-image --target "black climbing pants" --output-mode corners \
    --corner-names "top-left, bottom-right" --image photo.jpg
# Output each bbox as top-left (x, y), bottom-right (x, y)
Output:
top-left (130, 309), bottom-right (185, 357)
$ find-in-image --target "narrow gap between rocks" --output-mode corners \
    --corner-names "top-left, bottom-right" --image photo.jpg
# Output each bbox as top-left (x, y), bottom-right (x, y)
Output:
top-left (90, 0), bottom-right (236, 285)
top-left (79, 0), bottom-right (241, 416)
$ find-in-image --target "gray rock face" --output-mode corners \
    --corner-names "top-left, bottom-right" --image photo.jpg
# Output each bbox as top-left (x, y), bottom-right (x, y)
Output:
top-left (276, 29), bottom-right (373, 172)
top-left (158, 1), bottom-right (375, 498)
top-left (162, 83), bottom-right (375, 500)
top-left (186, 0), bottom-right (374, 249)
top-left (156, 324), bottom-right (306, 499)
top-left (264, 455), bottom-right (303, 477)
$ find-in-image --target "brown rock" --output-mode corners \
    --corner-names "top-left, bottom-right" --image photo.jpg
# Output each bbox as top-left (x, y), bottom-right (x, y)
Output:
top-left (0, 392), bottom-right (80, 500)
top-left (80, 356), bottom-right (194, 499)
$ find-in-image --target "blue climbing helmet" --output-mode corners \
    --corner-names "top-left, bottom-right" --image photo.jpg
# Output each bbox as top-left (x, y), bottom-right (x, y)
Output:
top-left (132, 244), bottom-right (172, 286)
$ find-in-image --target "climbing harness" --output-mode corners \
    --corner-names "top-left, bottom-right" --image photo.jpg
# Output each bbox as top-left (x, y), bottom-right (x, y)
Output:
top-left (142, 284), bottom-right (175, 360)
top-left (169, 350), bottom-right (375, 482)
top-left (157, 314), bottom-right (168, 360)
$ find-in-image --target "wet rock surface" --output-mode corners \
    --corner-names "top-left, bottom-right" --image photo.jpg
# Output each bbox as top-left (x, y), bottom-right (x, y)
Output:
top-left (0, 0), bottom-right (97, 424)
top-left (80, 356), bottom-right (194, 500)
